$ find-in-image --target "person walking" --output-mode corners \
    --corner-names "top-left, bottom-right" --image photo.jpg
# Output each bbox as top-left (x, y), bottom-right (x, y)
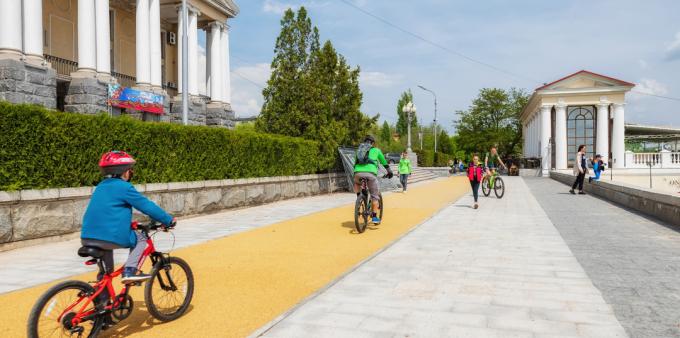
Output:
top-left (398, 151), bottom-right (412, 192)
top-left (468, 154), bottom-right (483, 209)
top-left (570, 145), bottom-right (588, 195)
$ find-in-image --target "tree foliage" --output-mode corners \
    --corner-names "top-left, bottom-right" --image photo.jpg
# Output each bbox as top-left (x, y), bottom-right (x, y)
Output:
top-left (256, 7), bottom-right (376, 165)
top-left (395, 90), bottom-right (418, 137)
top-left (379, 121), bottom-right (391, 144)
top-left (454, 88), bottom-right (529, 157)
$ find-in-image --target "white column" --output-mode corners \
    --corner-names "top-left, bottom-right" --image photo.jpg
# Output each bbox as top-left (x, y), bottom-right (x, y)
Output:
top-left (177, 8), bottom-right (184, 94)
top-left (0, 0), bottom-right (23, 58)
top-left (95, 0), bottom-right (111, 74)
top-left (136, 0), bottom-right (151, 85)
top-left (208, 23), bottom-right (222, 102)
top-left (23, 0), bottom-right (44, 64)
top-left (77, 0), bottom-right (97, 72)
top-left (220, 24), bottom-right (232, 104)
top-left (149, 0), bottom-right (162, 88)
top-left (596, 101), bottom-right (610, 162)
top-left (531, 116), bottom-right (536, 156)
top-left (188, 8), bottom-right (199, 95)
top-left (541, 105), bottom-right (552, 171)
top-left (612, 103), bottom-right (626, 168)
top-left (555, 103), bottom-right (567, 169)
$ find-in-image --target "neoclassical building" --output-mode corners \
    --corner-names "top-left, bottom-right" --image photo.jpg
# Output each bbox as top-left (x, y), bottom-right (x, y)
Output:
top-left (521, 70), bottom-right (635, 173)
top-left (0, 0), bottom-right (238, 126)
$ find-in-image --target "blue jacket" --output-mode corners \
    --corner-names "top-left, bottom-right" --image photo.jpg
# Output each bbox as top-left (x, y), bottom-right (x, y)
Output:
top-left (81, 178), bottom-right (173, 248)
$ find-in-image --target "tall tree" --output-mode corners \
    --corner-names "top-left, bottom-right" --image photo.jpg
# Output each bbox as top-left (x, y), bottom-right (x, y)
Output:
top-left (454, 88), bottom-right (529, 157)
top-left (256, 7), bottom-right (376, 163)
top-left (257, 7), bottom-right (319, 137)
top-left (380, 121), bottom-right (391, 144)
top-left (396, 90), bottom-right (418, 137)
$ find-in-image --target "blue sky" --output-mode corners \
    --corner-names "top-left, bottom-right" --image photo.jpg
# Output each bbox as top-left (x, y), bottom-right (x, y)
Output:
top-left (224, 0), bottom-right (680, 133)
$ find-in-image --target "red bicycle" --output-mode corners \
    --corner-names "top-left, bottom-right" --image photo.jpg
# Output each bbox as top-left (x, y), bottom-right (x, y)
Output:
top-left (27, 221), bottom-right (194, 338)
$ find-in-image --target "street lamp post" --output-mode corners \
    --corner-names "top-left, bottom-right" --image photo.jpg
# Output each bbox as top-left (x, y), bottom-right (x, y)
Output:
top-left (418, 85), bottom-right (438, 153)
top-left (402, 102), bottom-right (416, 153)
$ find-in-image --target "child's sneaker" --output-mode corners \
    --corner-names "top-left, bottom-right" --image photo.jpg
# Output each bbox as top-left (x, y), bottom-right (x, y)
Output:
top-left (121, 267), bottom-right (151, 284)
top-left (372, 216), bottom-right (381, 225)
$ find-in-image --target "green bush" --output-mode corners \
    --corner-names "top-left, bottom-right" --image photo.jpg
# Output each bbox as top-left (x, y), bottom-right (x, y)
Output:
top-left (0, 102), bottom-right (332, 190)
top-left (413, 149), bottom-right (454, 167)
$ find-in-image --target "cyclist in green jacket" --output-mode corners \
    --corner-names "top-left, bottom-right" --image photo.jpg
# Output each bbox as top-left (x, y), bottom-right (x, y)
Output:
top-left (398, 151), bottom-right (412, 193)
top-left (354, 135), bottom-right (393, 224)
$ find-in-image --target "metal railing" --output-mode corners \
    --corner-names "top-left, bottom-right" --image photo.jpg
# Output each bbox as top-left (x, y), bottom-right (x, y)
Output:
top-left (111, 71), bottom-right (136, 88)
top-left (44, 54), bottom-right (77, 80)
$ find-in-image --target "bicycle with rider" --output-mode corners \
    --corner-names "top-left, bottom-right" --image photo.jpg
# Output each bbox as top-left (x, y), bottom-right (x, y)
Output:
top-left (353, 135), bottom-right (393, 225)
top-left (484, 146), bottom-right (506, 177)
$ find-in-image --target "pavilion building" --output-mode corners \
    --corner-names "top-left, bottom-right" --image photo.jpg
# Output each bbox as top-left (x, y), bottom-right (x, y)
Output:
top-left (0, 0), bottom-right (238, 126)
top-left (521, 70), bottom-right (635, 173)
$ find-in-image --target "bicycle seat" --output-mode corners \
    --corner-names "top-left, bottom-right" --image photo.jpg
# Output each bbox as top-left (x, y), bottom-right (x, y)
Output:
top-left (77, 246), bottom-right (105, 259)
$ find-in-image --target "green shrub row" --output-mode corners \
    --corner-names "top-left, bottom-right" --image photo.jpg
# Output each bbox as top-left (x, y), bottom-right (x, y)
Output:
top-left (0, 102), bottom-right (332, 191)
top-left (413, 149), bottom-right (454, 167)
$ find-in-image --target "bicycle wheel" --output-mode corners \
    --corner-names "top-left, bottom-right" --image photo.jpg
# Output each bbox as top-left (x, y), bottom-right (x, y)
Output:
top-left (481, 176), bottom-right (491, 196)
top-left (494, 177), bottom-right (505, 198)
top-left (145, 256), bottom-right (194, 322)
top-left (378, 194), bottom-right (384, 222)
top-left (354, 195), bottom-right (369, 233)
top-left (28, 280), bottom-right (100, 338)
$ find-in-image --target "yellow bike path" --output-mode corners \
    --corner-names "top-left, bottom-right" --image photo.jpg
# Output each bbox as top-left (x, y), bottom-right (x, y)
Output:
top-left (0, 176), bottom-right (468, 338)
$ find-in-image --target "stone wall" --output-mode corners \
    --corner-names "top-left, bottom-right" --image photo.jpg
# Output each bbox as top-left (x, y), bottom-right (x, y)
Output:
top-left (0, 173), bottom-right (347, 246)
top-left (550, 171), bottom-right (680, 227)
top-left (0, 59), bottom-right (57, 109)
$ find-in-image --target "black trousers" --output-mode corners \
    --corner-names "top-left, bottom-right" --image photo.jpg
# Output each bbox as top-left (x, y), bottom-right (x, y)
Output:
top-left (572, 172), bottom-right (585, 191)
top-left (470, 180), bottom-right (480, 202)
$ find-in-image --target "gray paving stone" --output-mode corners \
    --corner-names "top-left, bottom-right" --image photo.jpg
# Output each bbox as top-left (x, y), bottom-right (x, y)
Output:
top-left (527, 177), bottom-right (680, 338)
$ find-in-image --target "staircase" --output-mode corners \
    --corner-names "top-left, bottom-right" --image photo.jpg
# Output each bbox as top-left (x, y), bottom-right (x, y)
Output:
top-left (388, 165), bottom-right (440, 185)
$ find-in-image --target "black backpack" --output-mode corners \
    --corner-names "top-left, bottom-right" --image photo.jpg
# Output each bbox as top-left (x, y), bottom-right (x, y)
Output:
top-left (356, 142), bottom-right (376, 165)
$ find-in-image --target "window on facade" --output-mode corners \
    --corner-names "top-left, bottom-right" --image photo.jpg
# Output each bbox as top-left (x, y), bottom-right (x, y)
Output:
top-left (567, 106), bottom-right (595, 167)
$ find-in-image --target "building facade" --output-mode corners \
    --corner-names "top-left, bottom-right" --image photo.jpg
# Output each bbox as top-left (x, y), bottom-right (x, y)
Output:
top-left (0, 0), bottom-right (238, 126)
top-left (521, 70), bottom-right (635, 173)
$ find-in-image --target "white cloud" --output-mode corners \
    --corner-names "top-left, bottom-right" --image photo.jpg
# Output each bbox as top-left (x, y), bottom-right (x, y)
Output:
top-left (666, 31), bottom-right (680, 61)
top-left (262, 0), bottom-right (298, 14)
top-left (230, 63), bottom-right (271, 117)
top-left (360, 71), bottom-right (402, 88)
top-left (629, 78), bottom-right (668, 101)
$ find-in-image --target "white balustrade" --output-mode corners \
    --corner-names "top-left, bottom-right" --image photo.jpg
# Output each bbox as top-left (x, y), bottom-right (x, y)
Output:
top-left (624, 151), bottom-right (680, 169)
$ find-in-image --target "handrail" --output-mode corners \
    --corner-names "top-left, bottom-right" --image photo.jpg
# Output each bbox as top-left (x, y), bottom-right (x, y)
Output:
top-left (44, 54), bottom-right (77, 79)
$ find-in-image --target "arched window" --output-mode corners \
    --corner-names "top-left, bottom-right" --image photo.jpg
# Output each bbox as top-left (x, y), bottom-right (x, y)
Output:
top-left (567, 106), bottom-right (595, 167)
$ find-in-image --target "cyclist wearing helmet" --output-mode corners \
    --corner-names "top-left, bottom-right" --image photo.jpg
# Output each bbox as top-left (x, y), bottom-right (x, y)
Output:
top-left (81, 151), bottom-right (176, 284)
top-left (353, 135), bottom-right (393, 224)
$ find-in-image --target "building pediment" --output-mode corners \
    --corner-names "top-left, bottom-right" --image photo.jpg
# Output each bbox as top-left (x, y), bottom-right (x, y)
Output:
top-left (537, 70), bottom-right (635, 92)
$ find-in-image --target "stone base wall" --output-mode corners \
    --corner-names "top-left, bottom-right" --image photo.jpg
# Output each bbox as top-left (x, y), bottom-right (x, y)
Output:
top-left (550, 171), bottom-right (680, 227)
top-left (0, 173), bottom-right (348, 247)
top-left (64, 77), bottom-right (109, 114)
top-left (0, 59), bottom-right (57, 109)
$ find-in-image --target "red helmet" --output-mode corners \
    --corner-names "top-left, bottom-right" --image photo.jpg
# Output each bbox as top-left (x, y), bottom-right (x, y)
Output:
top-left (99, 151), bottom-right (136, 175)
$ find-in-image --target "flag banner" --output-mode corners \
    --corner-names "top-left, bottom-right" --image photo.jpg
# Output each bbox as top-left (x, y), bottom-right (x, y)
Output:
top-left (108, 84), bottom-right (164, 114)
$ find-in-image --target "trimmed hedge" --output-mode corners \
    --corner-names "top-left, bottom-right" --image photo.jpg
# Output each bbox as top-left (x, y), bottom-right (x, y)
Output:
top-left (413, 149), bottom-right (454, 167)
top-left (0, 102), bottom-right (332, 190)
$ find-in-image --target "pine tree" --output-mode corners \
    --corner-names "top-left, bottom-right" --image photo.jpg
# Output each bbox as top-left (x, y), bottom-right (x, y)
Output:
top-left (257, 7), bottom-right (376, 165)
top-left (380, 121), bottom-right (391, 144)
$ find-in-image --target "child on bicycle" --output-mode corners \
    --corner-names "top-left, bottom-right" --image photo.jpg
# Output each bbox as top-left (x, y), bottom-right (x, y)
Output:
top-left (81, 151), bottom-right (176, 284)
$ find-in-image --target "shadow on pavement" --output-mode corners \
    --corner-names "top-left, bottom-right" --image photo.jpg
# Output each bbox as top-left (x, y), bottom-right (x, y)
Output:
top-left (102, 302), bottom-right (195, 337)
